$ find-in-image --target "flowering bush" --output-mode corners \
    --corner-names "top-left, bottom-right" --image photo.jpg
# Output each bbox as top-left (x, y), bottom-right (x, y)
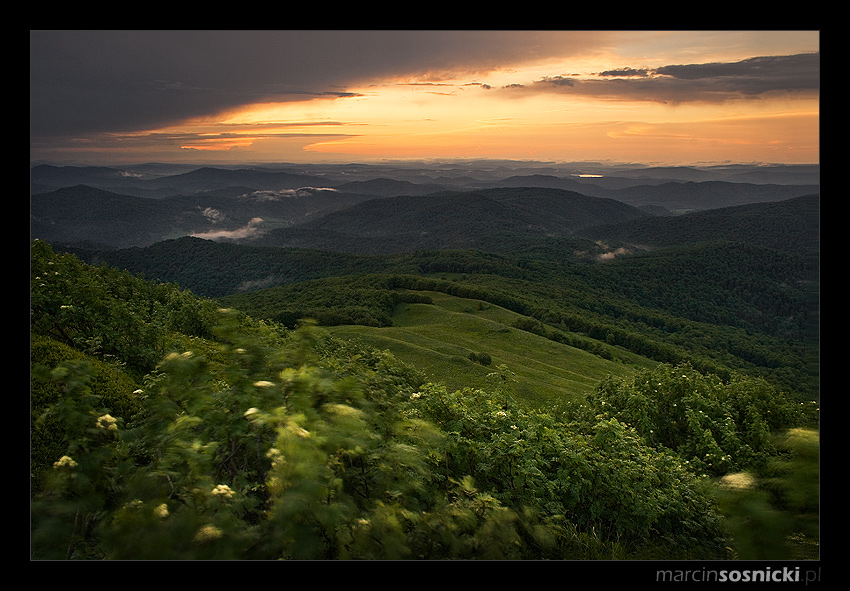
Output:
top-left (582, 363), bottom-right (803, 476)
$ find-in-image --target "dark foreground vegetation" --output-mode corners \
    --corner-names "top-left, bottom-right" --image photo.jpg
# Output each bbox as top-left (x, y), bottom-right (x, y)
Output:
top-left (31, 239), bottom-right (818, 560)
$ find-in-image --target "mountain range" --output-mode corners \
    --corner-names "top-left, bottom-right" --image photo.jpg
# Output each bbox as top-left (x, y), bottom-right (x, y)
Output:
top-left (30, 162), bottom-right (819, 251)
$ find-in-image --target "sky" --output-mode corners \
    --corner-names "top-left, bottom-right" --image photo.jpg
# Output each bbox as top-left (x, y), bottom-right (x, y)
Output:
top-left (29, 30), bottom-right (820, 167)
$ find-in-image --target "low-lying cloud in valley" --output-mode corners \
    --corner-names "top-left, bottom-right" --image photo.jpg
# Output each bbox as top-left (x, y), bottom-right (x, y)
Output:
top-left (192, 217), bottom-right (266, 240)
top-left (244, 188), bottom-right (338, 200)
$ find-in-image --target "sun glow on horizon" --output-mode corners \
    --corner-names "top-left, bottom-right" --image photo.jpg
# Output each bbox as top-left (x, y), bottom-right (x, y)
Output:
top-left (133, 53), bottom-right (819, 165)
top-left (34, 34), bottom-right (819, 167)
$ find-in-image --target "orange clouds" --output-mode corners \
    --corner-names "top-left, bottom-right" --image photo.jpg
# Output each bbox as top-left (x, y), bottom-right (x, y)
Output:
top-left (30, 31), bottom-right (819, 166)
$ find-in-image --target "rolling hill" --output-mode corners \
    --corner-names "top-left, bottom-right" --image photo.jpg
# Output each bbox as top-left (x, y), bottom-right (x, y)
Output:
top-left (245, 187), bottom-right (652, 254)
top-left (578, 193), bottom-right (820, 252)
top-left (326, 289), bottom-right (655, 409)
top-left (475, 174), bottom-right (819, 212)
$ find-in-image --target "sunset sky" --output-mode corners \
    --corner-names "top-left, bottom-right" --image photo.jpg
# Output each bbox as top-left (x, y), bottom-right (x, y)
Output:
top-left (30, 30), bottom-right (820, 167)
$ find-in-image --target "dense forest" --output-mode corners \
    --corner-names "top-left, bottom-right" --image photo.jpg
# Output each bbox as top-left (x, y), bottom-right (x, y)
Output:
top-left (31, 237), bottom-right (818, 560)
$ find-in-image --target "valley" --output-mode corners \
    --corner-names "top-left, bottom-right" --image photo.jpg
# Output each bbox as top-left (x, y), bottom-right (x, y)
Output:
top-left (30, 159), bottom-right (820, 561)
top-left (32, 160), bottom-right (819, 405)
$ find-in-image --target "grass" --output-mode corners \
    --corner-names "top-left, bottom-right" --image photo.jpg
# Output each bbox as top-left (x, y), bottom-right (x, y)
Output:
top-left (329, 290), bottom-right (656, 410)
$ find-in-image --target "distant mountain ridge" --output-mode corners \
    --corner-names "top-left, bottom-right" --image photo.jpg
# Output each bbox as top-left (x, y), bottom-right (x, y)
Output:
top-left (30, 163), bottom-right (334, 199)
top-left (64, 191), bottom-right (818, 301)
top-left (578, 193), bottom-right (820, 253)
top-left (30, 162), bottom-right (819, 250)
top-left (245, 187), bottom-right (651, 255)
top-left (32, 162), bottom-right (818, 206)
top-left (30, 184), bottom-right (378, 248)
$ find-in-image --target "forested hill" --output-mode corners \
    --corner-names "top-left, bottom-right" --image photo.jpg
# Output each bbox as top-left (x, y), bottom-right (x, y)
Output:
top-left (243, 187), bottom-right (651, 254)
top-left (30, 183), bottom-right (376, 249)
top-left (577, 193), bottom-right (820, 252)
top-left (66, 193), bottom-right (819, 312)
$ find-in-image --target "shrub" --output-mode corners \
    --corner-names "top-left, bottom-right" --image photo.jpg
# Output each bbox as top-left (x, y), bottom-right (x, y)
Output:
top-left (582, 363), bottom-right (802, 476)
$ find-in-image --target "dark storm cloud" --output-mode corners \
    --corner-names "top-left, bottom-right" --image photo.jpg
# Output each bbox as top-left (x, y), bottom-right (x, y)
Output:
top-left (596, 67), bottom-right (650, 77)
top-left (523, 52), bottom-right (819, 103)
top-left (654, 53), bottom-right (820, 94)
top-left (29, 30), bottom-right (385, 138)
top-left (30, 30), bottom-right (600, 141)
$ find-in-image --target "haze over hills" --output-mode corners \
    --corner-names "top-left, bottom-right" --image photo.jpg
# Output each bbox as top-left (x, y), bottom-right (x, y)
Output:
top-left (31, 160), bottom-right (820, 197)
top-left (30, 161), bottom-right (819, 250)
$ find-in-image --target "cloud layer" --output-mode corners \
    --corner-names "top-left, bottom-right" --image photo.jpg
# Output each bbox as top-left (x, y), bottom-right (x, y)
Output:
top-left (30, 31), bottom-right (819, 165)
top-left (30, 30), bottom-right (601, 139)
top-left (516, 52), bottom-right (819, 103)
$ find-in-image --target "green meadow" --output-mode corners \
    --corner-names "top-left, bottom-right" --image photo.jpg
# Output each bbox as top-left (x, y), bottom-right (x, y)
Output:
top-left (329, 290), bottom-right (655, 410)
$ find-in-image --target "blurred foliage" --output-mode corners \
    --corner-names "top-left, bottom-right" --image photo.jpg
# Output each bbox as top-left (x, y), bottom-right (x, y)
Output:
top-left (30, 241), bottom-right (816, 560)
top-left (714, 428), bottom-right (819, 560)
top-left (579, 363), bottom-right (810, 477)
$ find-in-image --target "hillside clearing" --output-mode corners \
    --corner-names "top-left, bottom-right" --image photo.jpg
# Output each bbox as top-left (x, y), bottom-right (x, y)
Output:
top-left (329, 290), bottom-right (654, 409)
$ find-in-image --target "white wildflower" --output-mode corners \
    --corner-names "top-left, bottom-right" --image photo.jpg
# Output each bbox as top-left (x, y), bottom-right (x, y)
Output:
top-left (266, 448), bottom-right (283, 466)
top-left (194, 524), bottom-right (223, 543)
top-left (211, 484), bottom-right (235, 500)
top-left (289, 425), bottom-right (310, 438)
top-left (97, 414), bottom-right (118, 431)
top-left (53, 455), bottom-right (77, 469)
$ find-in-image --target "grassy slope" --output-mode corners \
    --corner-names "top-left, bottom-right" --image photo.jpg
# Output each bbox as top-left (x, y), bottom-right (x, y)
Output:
top-left (328, 290), bottom-right (655, 410)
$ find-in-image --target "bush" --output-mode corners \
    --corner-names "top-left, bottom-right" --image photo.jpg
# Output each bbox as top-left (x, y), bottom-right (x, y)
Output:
top-left (407, 383), bottom-right (730, 558)
top-left (31, 336), bottom-right (141, 496)
top-left (31, 316), bottom-right (551, 559)
top-left (582, 363), bottom-right (802, 476)
top-left (468, 351), bottom-right (492, 366)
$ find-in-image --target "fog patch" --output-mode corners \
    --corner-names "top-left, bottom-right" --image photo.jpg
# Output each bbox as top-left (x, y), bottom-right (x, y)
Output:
top-left (192, 217), bottom-right (265, 241)
top-left (597, 247), bottom-right (631, 261)
top-left (235, 275), bottom-right (280, 292)
top-left (244, 187), bottom-right (338, 201)
top-left (582, 240), bottom-right (645, 261)
top-left (202, 207), bottom-right (226, 223)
